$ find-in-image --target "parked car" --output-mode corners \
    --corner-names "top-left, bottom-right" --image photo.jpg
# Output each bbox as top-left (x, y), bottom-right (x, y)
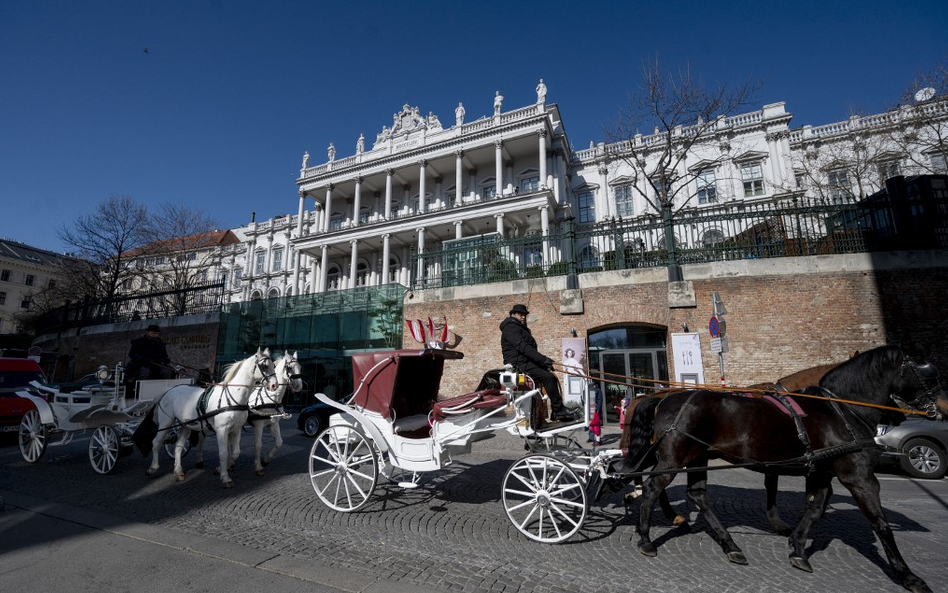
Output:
top-left (876, 417), bottom-right (948, 479)
top-left (297, 398), bottom-right (344, 438)
top-left (0, 358), bottom-right (47, 434)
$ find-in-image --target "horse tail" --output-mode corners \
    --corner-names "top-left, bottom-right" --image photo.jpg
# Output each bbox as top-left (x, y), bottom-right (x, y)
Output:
top-left (624, 395), bottom-right (661, 470)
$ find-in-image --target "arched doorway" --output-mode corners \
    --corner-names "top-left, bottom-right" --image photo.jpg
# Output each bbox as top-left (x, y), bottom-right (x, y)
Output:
top-left (588, 323), bottom-right (668, 423)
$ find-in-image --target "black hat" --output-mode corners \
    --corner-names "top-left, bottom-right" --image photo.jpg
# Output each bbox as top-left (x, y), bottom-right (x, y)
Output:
top-left (509, 304), bottom-right (530, 316)
top-left (147, 324), bottom-right (161, 333)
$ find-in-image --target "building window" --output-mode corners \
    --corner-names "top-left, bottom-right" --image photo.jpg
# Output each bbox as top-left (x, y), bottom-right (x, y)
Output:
top-left (48, 279), bottom-right (56, 289)
top-left (827, 169), bottom-right (850, 203)
top-left (0, 291), bottom-right (5, 305)
top-left (615, 185), bottom-right (634, 218)
top-left (524, 244), bottom-right (543, 267)
top-left (327, 265), bottom-right (340, 290)
top-left (578, 191), bottom-right (595, 223)
top-left (741, 161), bottom-right (765, 197)
top-left (931, 153), bottom-right (947, 174)
top-left (696, 170), bottom-right (717, 204)
top-left (254, 250), bottom-right (266, 275)
top-left (271, 247), bottom-right (284, 273)
top-left (520, 176), bottom-right (539, 193)
top-left (25, 274), bottom-right (34, 286)
top-left (702, 229), bottom-right (726, 247)
top-left (389, 257), bottom-right (399, 283)
top-left (445, 192), bottom-right (456, 207)
top-left (358, 210), bottom-right (369, 224)
top-left (356, 262), bottom-right (368, 287)
top-left (329, 216), bottom-right (343, 230)
top-left (233, 266), bottom-right (243, 288)
top-left (20, 296), bottom-right (30, 309)
top-left (578, 245), bottom-right (599, 269)
top-left (878, 160), bottom-right (900, 181)
top-left (1, 269), bottom-right (9, 282)
top-left (483, 185), bottom-right (496, 199)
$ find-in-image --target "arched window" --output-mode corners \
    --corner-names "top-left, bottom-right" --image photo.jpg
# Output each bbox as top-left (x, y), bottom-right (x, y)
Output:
top-left (388, 257), bottom-right (399, 283)
top-left (267, 287), bottom-right (281, 299)
top-left (702, 229), bottom-right (726, 248)
top-left (356, 261), bottom-right (369, 287)
top-left (327, 265), bottom-right (341, 290)
top-left (578, 245), bottom-right (599, 269)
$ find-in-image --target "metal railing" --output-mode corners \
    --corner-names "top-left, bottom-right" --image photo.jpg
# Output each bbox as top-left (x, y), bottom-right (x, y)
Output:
top-left (409, 191), bottom-right (948, 290)
top-left (33, 281), bottom-right (226, 334)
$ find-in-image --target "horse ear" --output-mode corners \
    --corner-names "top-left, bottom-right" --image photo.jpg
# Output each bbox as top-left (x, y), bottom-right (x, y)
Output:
top-left (293, 351), bottom-right (299, 359)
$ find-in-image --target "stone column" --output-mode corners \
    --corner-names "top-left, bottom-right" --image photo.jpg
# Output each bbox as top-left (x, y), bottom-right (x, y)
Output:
top-left (540, 205), bottom-right (550, 264)
top-left (293, 192), bottom-right (305, 292)
top-left (349, 239), bottom-right (359, 289)
top-left (319, 245), bottom-right (329, 293)
top-left (416, 227), bottom-right (426, 282)
top-left (495, 213), bottom-right (505, 237)
top-left (434, 176), bottom-right (443, 209)
top-left (418, 160), bottom-right (427, 213)
top-left (468, 169), bottom-right (477, 202)
top-left (353, 177), bottom-right (362, 227)
top-left (454, 220), bottom-right (463, 239)
top-left (538, 130), bottom-right (548, 188)
top-left (455, 150), bottom-right (464, 206)
top-left (385, 169), bottom-right (393, 219)
top-left (381, 234), bottom-right (391, 285)
top-left (598, 163), bottom-right (610, 219)
top-left (494, 140), bottom-right (503, 197)
top-left (323, 185), bottom-right (334, 232)
top-left (309, 255), bottom-right (318, 295)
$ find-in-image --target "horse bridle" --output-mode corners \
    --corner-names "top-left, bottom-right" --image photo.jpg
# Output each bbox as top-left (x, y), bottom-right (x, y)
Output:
top-left (894, 357), bottom-right (944, 420)
top-left (249, 356), bottom-right (301, 414)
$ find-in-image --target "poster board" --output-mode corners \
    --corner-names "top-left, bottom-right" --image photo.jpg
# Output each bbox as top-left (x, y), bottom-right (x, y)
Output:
top-left (670, 332), bottom-right (704, 385)
top-left (560, 337), bottom-right (587, 405)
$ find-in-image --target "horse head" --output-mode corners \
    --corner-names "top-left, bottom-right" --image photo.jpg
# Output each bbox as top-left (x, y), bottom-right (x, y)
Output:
top-left (282, 350), bottom-right (304, 394)
top-left (254, 348), bottom-right (279, 393)
top-left (895, 354), bottom-right (947, 420)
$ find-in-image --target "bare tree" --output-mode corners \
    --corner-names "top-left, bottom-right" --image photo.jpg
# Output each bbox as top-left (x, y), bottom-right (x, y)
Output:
top-left (57, 195), bottom-right (151, 301)
top-left (607, 57), bottom-right (761, 278)
top-left (887, 61), bottom-right (948, 175)
top-left (137, 203), bottom-right (224, 313)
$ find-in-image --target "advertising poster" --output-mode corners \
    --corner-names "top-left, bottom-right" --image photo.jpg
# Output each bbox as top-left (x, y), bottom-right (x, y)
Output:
top-left (561, 337), bottom-right (588, 405)
top-left (670, 332), bottom-right (704, 385)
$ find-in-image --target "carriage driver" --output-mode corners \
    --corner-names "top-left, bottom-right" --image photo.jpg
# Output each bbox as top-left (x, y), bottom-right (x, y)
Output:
top-left (126, 324), bottom-right (175, 383)
top-left (500, 304), bottom-right (580, 423)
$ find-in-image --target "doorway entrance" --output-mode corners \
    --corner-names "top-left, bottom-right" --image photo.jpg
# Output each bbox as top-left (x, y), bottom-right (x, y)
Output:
top-left (588, 324), bottom-right (668, 423)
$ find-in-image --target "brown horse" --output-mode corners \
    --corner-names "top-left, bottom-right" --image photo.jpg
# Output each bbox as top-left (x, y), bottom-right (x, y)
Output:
top-left (625, 345), bottom-right (946, 593)
top-left (616, 361), bottom-right (841, 533)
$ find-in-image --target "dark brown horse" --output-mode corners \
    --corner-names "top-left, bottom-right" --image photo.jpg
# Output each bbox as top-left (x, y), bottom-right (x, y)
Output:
top-left (625, 345), bottom-right (946, 593)
top-left (616, 361), bottom-right (841, 533)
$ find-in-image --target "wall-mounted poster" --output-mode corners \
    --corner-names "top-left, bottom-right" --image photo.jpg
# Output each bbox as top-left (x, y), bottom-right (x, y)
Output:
top-left (670, 332), bottom-right (704, 385)
top-left (561, 337), bottom-right (588, 405)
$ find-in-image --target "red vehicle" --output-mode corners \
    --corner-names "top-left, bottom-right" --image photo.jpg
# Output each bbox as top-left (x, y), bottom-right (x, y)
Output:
top-left (0, 358), bottom-right (46, 433)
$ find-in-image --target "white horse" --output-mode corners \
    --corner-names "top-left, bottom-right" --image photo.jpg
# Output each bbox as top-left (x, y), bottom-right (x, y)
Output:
top-left (237, 351), bottom-right (304, 476)
top-left (146, 348), bottom-right (277, 488)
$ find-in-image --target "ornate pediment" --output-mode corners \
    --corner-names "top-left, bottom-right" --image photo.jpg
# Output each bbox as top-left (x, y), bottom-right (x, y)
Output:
top-left (373, 104), bottom-right (443, 148)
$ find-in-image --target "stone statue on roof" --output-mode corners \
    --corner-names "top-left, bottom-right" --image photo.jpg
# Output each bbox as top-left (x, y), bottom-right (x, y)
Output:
top-left (455, 102), bottom-right (465, 126)
top-left (536, 79), bottom-right (547, 104)
top-left (494, 91), bottom-right (503, 115)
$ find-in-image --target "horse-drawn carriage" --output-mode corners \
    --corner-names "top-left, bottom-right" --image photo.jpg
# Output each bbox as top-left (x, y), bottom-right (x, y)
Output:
top-left (308, 348), bottom-right (607, 543)
top-left (16, 364), bottom-right (192, 474)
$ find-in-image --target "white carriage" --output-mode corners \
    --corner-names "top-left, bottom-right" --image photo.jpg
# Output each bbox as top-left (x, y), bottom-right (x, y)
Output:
top-left (308, 348), bottom-right (618, 543)
top-left (17, 364), bottom-right (192, 474)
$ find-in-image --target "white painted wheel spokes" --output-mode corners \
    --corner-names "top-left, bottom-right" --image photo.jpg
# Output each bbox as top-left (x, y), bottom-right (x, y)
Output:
top-left (502, 454), bottom-right (587, 543)
top-left (89, 425), bottom-right (120, 474)
top-left (309, 425), bottom-right (377, 512)
top-left (18, 409), bottom-right (47, 463)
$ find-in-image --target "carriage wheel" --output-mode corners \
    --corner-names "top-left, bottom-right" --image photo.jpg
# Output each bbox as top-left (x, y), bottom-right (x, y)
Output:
top-left (162, 426), bottom-right (192, 460)
top-left (18, 409), bottom-right (48, 463)
top-left (309, 425), bottom-right (378, 512)
top-left (89, 425), bottom-right (121, 474)
top-left (502, 454), bottom-right (588, 543)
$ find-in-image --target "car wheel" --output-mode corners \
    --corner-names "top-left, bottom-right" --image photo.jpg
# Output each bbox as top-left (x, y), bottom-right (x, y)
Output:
top-left (900, 437), bottom-right (947, 479)
top-left (302, 414), bottom-right (322, 438)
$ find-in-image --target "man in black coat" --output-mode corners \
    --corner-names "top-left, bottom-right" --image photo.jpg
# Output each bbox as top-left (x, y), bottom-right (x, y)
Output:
top-left (499, 304), bottom-right (578, 422)
top-left (126, 324), bottom-right (174, 383)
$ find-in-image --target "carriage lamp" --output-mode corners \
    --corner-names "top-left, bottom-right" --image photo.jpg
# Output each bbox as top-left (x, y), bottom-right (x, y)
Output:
top-left (96, 365), bottom-right (110, 382)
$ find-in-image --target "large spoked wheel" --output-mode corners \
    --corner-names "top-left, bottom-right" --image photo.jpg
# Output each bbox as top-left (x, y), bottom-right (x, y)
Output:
top-left (89, 425), bottom-right (121, 474)
top-left (18, 409), bottom-right (48, 463)
top-left (162, 426), bottom-right (192, 460)
top-left (309, 425), bottom-right (378, 512)
top-left (502, 454), bottom-right (588, 543)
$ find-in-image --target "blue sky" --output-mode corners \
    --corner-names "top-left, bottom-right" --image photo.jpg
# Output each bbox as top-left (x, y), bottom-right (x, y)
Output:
top-left (2, 1), bottom-right (946, 253)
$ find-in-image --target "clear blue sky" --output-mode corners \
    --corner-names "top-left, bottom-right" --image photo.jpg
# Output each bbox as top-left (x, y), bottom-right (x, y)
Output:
top-left (2, 1), bottom-right (946, 254)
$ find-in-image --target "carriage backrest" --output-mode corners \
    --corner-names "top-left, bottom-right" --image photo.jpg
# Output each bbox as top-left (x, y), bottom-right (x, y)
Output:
top-left (351, 349), bottom-right (464, 420)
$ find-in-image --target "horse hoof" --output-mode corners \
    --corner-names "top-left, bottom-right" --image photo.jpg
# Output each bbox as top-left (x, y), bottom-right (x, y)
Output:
top-left (903, 576), bottom-right (932, 593)
top-left (726, 551), bottom-right (748, 565)
top-left (223, 480), bottom-right (235, 489)
top-left (255, 469), bottom-right (265, 476)
top-left (194, 462), bottom-right (204, 470)
top-left (789, 555), bottom-right (813, 573)
top-left (145, 469), bottom-right (156, 477)
top-left (637, 542), bottom-right (658, 557)
top-left (175, 474), bottom-right (186, 483)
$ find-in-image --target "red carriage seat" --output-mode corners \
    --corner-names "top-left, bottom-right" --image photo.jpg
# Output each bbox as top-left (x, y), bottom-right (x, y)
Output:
top-left (431, 388), bottom-right (507, 422)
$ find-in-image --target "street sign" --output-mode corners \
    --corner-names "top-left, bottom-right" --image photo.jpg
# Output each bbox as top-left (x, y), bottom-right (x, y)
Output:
top-left (710, 337), bottom-right (729, 353)
top-left (709, 316), bottom-right (720, 338)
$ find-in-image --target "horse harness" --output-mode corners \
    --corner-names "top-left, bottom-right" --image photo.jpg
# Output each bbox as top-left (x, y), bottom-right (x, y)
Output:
top-left (195, 355), bottom-right (280, 435)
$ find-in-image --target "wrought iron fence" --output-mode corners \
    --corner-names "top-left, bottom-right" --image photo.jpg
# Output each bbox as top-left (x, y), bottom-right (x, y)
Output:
top-left (410, 192), bottom-right (948, 290)
top-left (34, 281), bottom-right (226, 334)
